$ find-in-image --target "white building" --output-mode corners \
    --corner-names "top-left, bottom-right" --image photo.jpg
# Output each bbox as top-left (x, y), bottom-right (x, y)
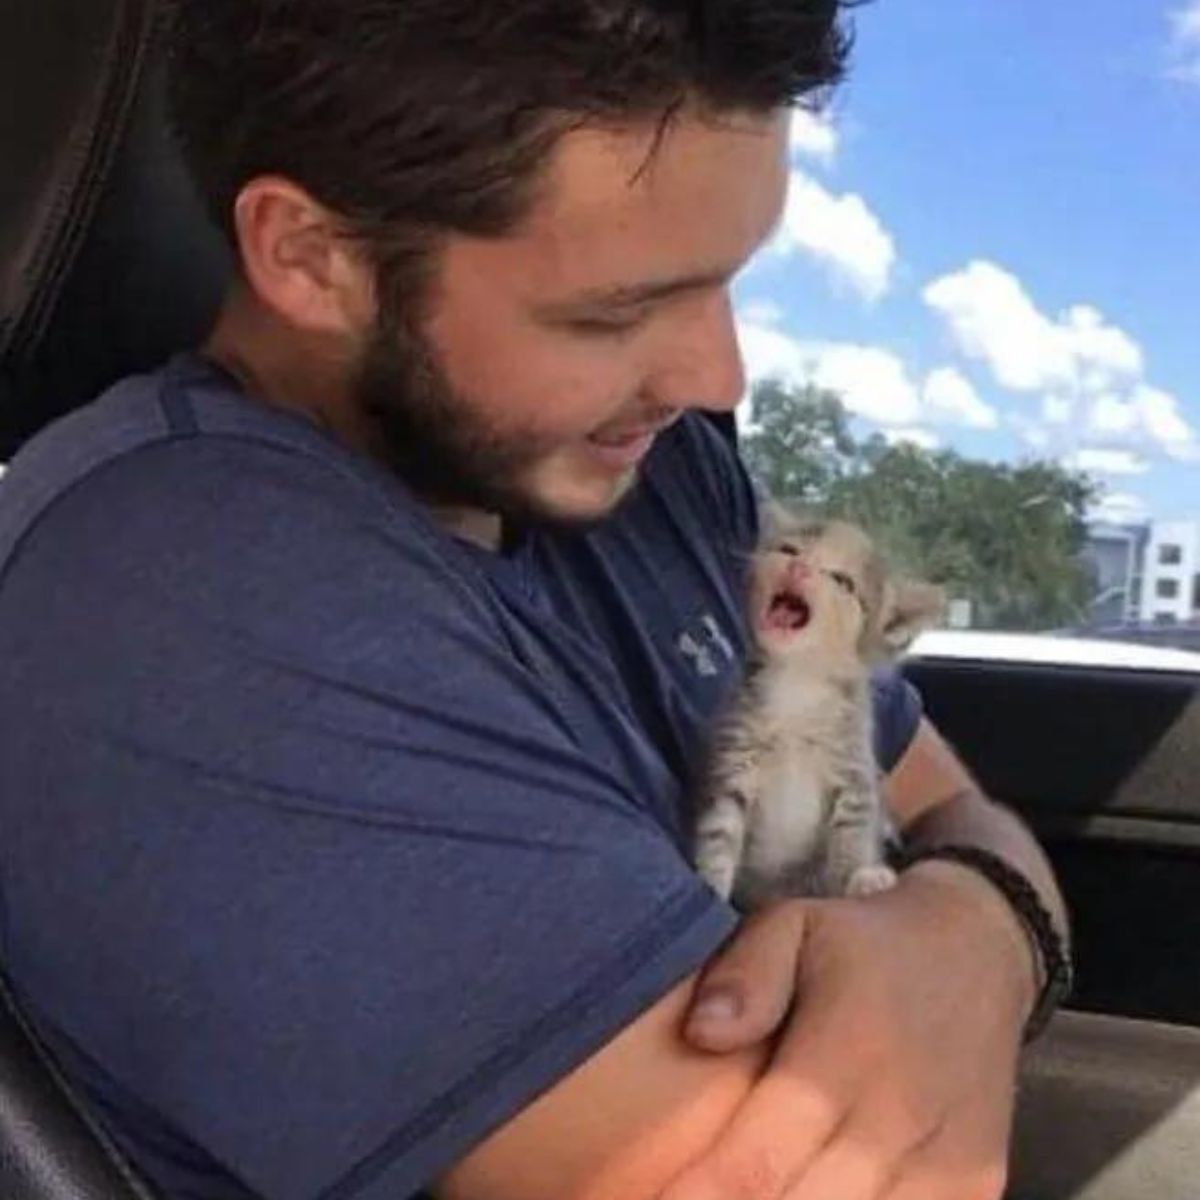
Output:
top-left (1140, 520), bottom-right (1200, 625)
top-left (1083, 522), bottom-right (1148, 624)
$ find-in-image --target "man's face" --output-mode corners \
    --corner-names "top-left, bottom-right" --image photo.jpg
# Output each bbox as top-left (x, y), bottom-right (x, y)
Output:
top-left (360, 109), bottom-right (790, 525)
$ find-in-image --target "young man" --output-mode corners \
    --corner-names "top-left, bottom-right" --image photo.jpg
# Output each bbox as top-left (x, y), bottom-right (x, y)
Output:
top-left (0, 3), bottom-right (1067, 1198)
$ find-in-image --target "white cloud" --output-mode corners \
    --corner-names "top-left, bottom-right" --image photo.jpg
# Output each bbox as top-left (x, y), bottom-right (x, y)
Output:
top-left (739, 298), bottom-right (786, 329)
top-left (789, 107), bottom-right (839, 165)
top-left (1064, 305), bottom-right (1144, 383)
top-left (777, 170), bottom-right (897, 303)
top-left (805, 343), bottom-right (922, 425)
top-left (1133, 384), bottom-right (1198, 456)
top-left (922, 261), bottom-right (1141, 394)
top-left (1009, 415), bottom-right (1054, 453)
top-left (1088, 392), bottom-right (1140, 437)
top-left (1168, 2), bottom-right (1200, 83)
top-left (737, 319), bottom-right (810, 388)
top-left (1084, 384), bottom-right (1200, 461)
top-left (924, 258), bottom-right (1198, 463)
top-left (1043, 394), bottom-right (1074, 426)
top-left (922, 367), bottom-right (999, 430)
top-left (1065, 448), bottom-right (1150, 476)
top-left (737, 317), bottom-right (921, 426)
top-left (884, 427), bottom-right (941, 452)
top-left (1091, 491), bottom-right (1150, 524)
top-left (924, 262), bottom-right (1071, 391)
top-left (1176, 1), bottom-right (1200, 37)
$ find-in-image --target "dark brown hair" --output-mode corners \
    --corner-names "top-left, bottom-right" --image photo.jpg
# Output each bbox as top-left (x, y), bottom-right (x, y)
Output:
top-left (168, 0), bottom-right (857, 297)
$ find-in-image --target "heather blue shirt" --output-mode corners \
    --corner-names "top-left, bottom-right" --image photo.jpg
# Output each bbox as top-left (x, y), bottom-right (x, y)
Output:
top-left (0, 355), bottom-right (920, 1199)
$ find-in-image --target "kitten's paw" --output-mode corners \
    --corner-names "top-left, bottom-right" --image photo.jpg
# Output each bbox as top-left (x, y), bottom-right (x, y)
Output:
top-left (697, 862), bottom-right (737, 901)
top-left (846, 865), bottom-right (898, 898)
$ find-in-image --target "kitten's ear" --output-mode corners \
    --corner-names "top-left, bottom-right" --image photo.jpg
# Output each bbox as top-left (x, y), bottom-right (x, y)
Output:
top-left (879, 580), bottom-right (945, 654)
top-left (759, 499), bottom-right (824, 543)
top-left (759, 498), bottom-right (793, 539)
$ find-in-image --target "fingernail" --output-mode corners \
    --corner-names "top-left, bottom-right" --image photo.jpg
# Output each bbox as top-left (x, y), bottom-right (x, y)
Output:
top-left (691, 987), bottom-right (742, 1023)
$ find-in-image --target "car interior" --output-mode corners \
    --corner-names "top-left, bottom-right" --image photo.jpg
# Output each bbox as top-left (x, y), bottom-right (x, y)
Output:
top-left (2, 2), bottom-right (1198, 1197)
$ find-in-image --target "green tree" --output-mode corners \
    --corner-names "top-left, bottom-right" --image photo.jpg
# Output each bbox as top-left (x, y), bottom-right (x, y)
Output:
top-left (741, 379), bottom-right (858, 503)
top-left (743, 378), bottom-right (1097, 631)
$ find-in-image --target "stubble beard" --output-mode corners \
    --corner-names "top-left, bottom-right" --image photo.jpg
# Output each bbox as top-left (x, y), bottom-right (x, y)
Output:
top-left (354, 307), bottom-right (620, 529)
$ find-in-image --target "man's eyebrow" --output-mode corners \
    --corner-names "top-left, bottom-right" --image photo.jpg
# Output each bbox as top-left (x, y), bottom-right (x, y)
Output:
top-left (535, 269), bottom-right (733, 316)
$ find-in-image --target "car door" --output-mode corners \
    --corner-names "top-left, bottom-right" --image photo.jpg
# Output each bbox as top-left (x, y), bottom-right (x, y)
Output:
top-left (905, 640), bottom-right (1200, 1200)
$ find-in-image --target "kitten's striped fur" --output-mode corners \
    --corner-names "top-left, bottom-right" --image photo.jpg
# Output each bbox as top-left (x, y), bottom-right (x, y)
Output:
top-left (694, 513), bottom-right (943, 907)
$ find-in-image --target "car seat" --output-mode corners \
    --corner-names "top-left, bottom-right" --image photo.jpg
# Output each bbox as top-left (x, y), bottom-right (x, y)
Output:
top-left (0, 0), bottom-right (229, 1193)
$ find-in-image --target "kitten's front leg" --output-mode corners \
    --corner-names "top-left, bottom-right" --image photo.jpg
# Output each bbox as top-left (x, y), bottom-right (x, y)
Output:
top-left (694, 791), bottom-right (748, 902)
top-left (823, 776), bottom-right (897, 898)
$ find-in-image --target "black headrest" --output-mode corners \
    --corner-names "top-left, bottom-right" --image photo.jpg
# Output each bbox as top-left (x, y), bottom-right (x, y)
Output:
top-left (0, 0), bottom-right (231, 460)
top-left (0, 975), bottom-right (156, 1199)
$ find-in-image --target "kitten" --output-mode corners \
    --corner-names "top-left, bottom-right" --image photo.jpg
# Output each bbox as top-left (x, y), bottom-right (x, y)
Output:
top-left (694, 510), bottom-right (944, 908)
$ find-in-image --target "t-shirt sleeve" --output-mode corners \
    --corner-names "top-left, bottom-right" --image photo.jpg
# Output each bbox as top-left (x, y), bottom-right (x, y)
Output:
top-left (0, 438), bottom-right (736, 1200)
top-left (870, 667), bottom-right (924, 772)
top-left (683, 416), bottom-right (924, 774)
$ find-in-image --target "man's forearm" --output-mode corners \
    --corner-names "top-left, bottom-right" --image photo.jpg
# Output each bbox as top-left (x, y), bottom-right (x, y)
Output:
top-left (903, 784), bottom-right (1069, 951)
top-left (884, 717), bottom-right (1071, 1016)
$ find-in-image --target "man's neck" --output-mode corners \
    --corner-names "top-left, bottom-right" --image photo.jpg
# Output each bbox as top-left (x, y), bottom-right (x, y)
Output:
top-left (431, 507), bottom-right (504, 550)
top-left (203, 289), bottom-right (505, 552)
top-left (203, 288), bottom-right (378, 458)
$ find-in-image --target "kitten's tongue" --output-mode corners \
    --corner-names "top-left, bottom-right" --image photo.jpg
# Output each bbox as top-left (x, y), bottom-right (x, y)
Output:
top-left (761, 558), bottom-right (812, 633)
top-left (765, 590), bottom-right (811, 632)
top-left (765, 563), bottom-right (812, 632)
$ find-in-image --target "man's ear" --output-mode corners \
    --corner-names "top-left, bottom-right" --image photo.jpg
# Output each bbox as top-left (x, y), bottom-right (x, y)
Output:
top-left (232, 175), bottom-right (373, 336)
top-left (879, 580), bottom-right (945, 654)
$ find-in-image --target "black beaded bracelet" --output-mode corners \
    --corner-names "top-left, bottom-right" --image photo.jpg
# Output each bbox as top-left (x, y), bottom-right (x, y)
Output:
top-left (894, 844), bottom-right (1074, 1043)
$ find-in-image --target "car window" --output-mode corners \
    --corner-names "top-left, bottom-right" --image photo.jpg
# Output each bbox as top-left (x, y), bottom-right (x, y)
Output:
top-left (734, 2), bottom-right (1200, 670)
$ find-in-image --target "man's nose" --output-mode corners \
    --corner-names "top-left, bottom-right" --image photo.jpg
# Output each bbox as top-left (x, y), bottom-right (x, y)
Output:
top-left (648, 289), bottom-right (746, 415)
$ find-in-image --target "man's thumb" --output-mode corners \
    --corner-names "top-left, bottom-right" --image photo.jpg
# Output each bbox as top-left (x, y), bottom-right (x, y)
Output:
top-left (685, 902), bottom-right (809, 1052)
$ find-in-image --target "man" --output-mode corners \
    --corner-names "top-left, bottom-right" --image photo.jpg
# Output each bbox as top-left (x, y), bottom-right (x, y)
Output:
top-left (0, 2), bottom-right (1068, 1198)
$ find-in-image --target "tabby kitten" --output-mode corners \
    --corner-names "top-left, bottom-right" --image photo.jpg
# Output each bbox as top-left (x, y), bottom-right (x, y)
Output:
top-left (694, 511), bottom-right (943, 908)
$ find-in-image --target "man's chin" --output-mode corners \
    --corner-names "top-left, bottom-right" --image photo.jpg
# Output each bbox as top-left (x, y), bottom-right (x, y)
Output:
top-left (512, 463), bottom-right (640, 529)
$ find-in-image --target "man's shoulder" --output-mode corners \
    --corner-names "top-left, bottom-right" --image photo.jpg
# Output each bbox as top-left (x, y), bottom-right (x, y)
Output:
top-left (0, 354), bottom-right (440, 579)
top-left (5, 355), bottom-right (394, 517)
top-left (0, 356), bottom-right (505, 689)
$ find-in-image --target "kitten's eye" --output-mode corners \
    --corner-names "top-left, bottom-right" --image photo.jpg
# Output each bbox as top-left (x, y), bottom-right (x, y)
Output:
top-left (776, 542), bottom-right (801, 557)
top-left (829, 570), bottom-right (857, 595)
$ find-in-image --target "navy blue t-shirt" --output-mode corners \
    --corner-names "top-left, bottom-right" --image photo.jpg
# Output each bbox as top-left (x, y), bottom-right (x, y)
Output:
top-left (0, 355), bottom-right (920, 1199)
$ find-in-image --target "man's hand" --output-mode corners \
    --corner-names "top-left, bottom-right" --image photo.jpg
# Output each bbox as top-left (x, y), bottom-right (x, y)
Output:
top-left (667, 862), bottom-right (1035, 1200)
top-left (439, 723), bottom-right (1064, 1200)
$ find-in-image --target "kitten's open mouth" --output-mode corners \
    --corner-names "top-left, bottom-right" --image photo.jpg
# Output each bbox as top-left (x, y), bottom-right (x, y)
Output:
top-left (764, 588), bottom-right (812, 633)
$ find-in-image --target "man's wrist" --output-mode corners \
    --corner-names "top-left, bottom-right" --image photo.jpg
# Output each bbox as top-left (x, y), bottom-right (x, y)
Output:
top-left (899, 857), bottom-right (1041, 1021)
top-left (897, 845), bottom-right (1074, 1042)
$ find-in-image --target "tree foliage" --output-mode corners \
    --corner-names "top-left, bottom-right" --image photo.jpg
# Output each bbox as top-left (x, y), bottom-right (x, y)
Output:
top-left (741, 379), bottom-right (1097, 631)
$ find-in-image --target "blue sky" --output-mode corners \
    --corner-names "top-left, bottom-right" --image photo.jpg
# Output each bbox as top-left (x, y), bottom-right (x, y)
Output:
top-left (734, 0), bottom-right (1200, 523)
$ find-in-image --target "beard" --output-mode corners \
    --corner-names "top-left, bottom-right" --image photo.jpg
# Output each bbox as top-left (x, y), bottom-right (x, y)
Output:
top-left (353, 309), bottom-right (564, 523)
top-left (353, 305), bottom-right (654, 530)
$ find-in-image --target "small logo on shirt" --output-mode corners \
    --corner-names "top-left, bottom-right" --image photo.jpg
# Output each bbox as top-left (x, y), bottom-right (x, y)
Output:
top-left (678, 614), bottom-right (736, 678)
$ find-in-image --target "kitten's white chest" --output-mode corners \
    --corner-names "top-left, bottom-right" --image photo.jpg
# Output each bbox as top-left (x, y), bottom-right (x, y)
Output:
top-left (741, 677), bottom-right (842, 880)
top-left (747, 750), bottom-right (826, 869)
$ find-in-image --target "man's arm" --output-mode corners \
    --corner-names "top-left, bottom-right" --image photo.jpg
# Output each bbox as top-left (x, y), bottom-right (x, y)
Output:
top-left (438, 716), bottom-right (1059, 1200)
top-left (885, 716), bottom-right (1070, 1004)
top-left (437, 975), bottom-right (765, 1200)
